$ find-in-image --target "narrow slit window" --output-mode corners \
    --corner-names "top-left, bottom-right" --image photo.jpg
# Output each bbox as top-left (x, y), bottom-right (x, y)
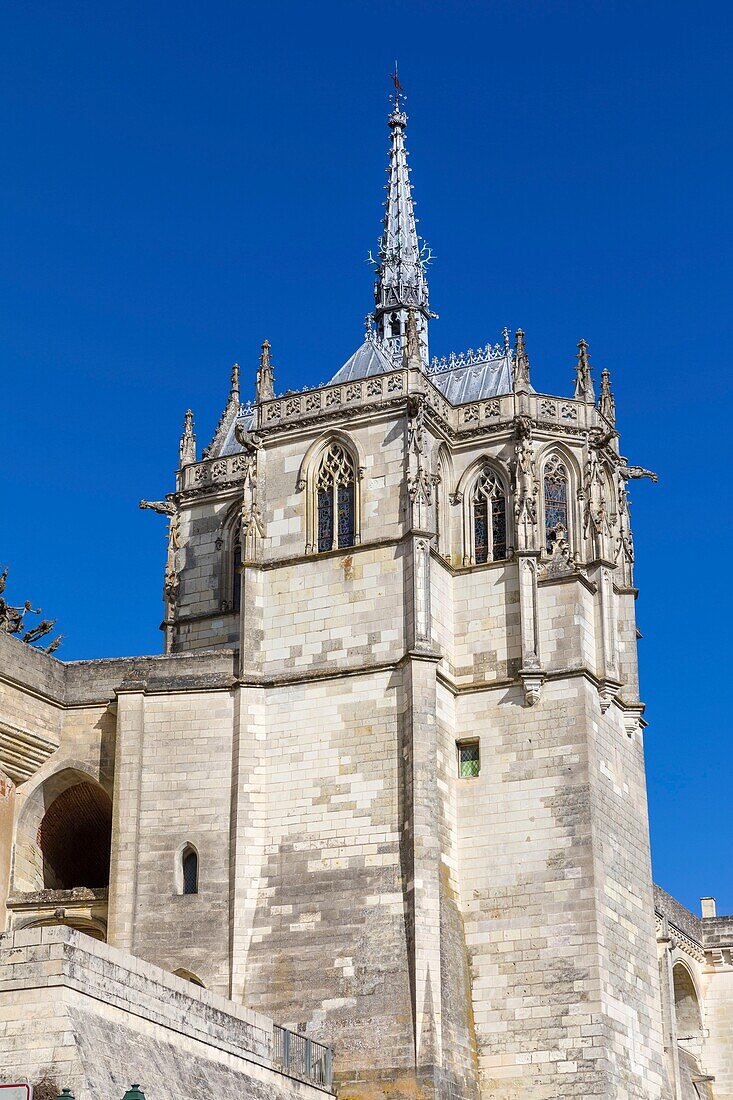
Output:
top-left (232, 542), bottom-right (242, 612)
top-left (182, 847), bottom-right (198, 895)
top-left (458, 741), bottom-right (480, 778)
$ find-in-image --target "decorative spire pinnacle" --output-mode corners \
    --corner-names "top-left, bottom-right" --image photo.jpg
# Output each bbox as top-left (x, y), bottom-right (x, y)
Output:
top-left (513, 329), bottom-right (531, 394)
top-left (230, 362), bottom-right (240, 402)
top-left (599, 367), bottom-right (616, 425)
top-left (573, 339), bottom-right (595, 403)
top-left (179, 409), bottom-right (196, 467)
top-left (256, 339), bottom-right (275, 403)
top-left (370, 72), bottom-right (431, 364)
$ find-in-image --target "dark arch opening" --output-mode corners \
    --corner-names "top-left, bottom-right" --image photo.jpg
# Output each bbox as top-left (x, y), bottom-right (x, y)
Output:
top-left (37, 781), bottom-right (112, 890)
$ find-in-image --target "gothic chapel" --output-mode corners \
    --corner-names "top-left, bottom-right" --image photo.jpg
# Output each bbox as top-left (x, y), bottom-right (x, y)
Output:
top-left (1, 85), bottom-right (732, 1100)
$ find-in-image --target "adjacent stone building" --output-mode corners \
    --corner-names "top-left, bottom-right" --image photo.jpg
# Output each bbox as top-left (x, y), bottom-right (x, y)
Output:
top-left (1, 86), bottom-right (731, 1099)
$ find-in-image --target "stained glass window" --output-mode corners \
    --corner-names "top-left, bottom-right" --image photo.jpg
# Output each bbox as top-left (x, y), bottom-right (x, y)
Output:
top-left (472, 467), bottom-right (507, 564)
top-left (458, 741), bottom-right (480, 778)
top-left (491, 494), bottom-right (507, 561)
top-left (337, 482), bottom-right (355, 548)
top-left (317, 488), bottom-right (334, 553)
top-left (182, 847), bottom-right (198, 895)
top-left (474, 500), bottom-right (489, 564)
top-left (316, 442), bottom-right (356, 552)
top-left (543, 456), bottom-right (569, 552)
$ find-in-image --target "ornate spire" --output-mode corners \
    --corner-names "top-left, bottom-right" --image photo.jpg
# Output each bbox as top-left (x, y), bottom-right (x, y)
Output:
top-left (573, 339), bottom-right (595, 402)
top-left (179, 409), bottom-right (196, 467)
top-left (513, 329), bottom-right (531, 394)
top-left (598, 367), bottom-right (616, 425)
top-left (370, 72), bottom-right (431, 364)
top-left (256, 339), bottom-right (274, 403)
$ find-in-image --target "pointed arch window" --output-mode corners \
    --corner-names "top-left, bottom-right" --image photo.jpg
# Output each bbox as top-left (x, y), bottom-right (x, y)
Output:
top-left (182, 846), bottom-right (198, 895)
top-left (543, 455), bottom-right (569, 552)
top-left (317, 443), bottom-right (355, 553)
top-left (472, 467), bottom-right (507, 565)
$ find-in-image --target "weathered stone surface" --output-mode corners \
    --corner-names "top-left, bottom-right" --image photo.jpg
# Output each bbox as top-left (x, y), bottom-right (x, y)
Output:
top-left (0, 926), bottom-right (332, 1099)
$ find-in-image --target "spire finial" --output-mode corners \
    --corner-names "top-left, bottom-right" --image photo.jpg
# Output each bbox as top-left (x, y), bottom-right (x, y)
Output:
top-left (230, 362), bottom-right (240, 401)
top-left (599, 367), bottom-right (616, 425)
top-left (179, 409), bottom-right (196, 467)
top-left (513, 329), bottom-right (531, 394)
top-left (390, 62), bottom-right (406, 114)
top-left (573, 339), bottom-right (595, 403)
top-left (256, 339), bottom-right (275, 403)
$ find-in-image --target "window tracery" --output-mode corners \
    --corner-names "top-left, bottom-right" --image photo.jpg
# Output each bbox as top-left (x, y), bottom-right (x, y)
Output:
top-left (543, 455), bottom-right (569, 553)
top-left (316, 443), bottom-right (356, 553)
top-left (472, 467), bottom-right (507, 564)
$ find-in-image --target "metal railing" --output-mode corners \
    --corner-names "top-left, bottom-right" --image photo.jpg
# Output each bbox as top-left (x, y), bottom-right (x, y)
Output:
top-left (273, 1024), bottom-right (333, 1091)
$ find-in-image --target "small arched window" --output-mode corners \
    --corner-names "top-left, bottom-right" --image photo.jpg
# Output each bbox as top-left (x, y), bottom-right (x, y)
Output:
top-left (232, 540), bottom-right (242, 612)
top-left (472, 467), bottom-right (507, 564)
top-left (317, 443), bottom-right (356, 553)
top-left (182, 846), bottom-right (198, 895)
top-left (543, 455), bottom-right (569, 552)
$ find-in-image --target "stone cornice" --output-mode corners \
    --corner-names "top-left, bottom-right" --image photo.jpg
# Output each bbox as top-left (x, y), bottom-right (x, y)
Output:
top-left (0, 720), bottom-right (59, 784)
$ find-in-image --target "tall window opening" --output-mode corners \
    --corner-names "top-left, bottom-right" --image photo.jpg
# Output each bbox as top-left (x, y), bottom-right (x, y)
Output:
top-left (472, 467), bottom-right (507, 564)
top-left (182, 846), bottom-right (199, 895)
top-left (232, 541), bottom-right (242, 612)
top-left (543, 455), bottom-right (569, 552)
top-left (317, 443), bottom-right (356, 553)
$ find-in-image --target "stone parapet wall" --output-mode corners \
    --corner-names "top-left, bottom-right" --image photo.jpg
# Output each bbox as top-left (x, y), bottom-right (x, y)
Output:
top-left (0, 925), bottom-right (333, 1098)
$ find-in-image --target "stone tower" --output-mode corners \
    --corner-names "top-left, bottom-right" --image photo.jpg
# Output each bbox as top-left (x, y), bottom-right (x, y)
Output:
top-left (141, 93), bottom-right (669, 1098)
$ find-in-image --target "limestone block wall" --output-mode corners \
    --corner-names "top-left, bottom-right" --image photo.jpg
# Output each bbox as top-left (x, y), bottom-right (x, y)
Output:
top-left (240, 670), bottom-right (416, 1095)
top-left (703, 965), bottom-right (733, 1097)
top-left (257, 546), bottom-right (404, 678)
top-left (451, 565), bottom-right (521, 687)
top-left (454, 676), bottom-right (669, 1098)
top-left (537, 574), bottom-right (596, 673)
top-left (109, 685), bottom-right (235, 992)
top-left (0, 925), bottom-right (333, 1100)
top-left (585, 683), bottom-right (668, 1096)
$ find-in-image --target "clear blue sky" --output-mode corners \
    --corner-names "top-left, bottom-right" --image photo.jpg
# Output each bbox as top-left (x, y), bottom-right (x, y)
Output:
top-left (2, 0), bottom-right (731, 914)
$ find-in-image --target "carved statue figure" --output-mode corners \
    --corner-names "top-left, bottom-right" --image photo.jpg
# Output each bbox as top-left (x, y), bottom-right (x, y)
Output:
top-left (619, 464), bottom-right (658, 483)
top-left (513, 416), bottom-right (538, 544)
top-left (140, 499), bottom-right (182, 610)
top-left (403, 308), bottom-right (421, 369)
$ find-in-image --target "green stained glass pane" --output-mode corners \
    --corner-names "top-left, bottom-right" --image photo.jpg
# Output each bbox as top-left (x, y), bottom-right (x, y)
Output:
top-left (458, 743), bottom-right (480, 778)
